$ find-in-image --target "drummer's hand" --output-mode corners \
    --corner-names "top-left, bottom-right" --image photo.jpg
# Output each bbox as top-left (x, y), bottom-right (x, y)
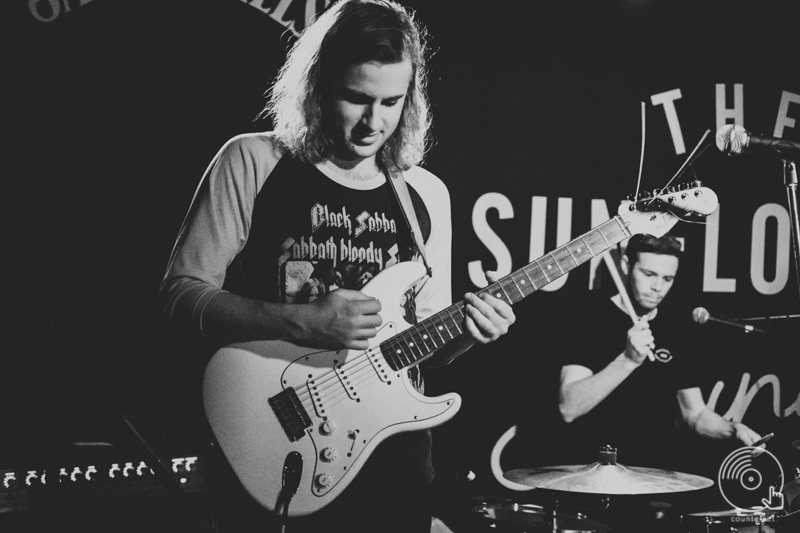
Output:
top-left (732, 422), bottom-right (761, 446)
top-left (625, 319), bottom-right (654, 365)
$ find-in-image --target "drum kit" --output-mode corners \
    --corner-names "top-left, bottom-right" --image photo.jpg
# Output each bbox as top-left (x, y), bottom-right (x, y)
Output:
top-left (461, 444), bottom-right (800, 533)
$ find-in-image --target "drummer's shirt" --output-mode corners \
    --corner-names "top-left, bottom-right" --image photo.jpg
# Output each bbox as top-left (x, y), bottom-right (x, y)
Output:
top-left (564, 294), bottom-right (706, 469)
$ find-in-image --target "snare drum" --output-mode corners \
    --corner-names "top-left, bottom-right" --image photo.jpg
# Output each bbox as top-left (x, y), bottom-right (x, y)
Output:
top-left (683, 509), bottom-right (780, 533)
top-left (461, 497), bottom-right (608, 532)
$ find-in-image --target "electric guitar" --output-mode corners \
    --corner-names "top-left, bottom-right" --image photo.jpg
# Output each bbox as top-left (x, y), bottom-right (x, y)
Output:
top-left (202, 182), bottom-right (718, 516)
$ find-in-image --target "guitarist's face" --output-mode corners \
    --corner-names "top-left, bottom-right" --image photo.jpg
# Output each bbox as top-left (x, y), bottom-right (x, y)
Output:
top-left (624, 252), bottom-right (679, 313)
top-left (327, 59), bottom-right (412, 164)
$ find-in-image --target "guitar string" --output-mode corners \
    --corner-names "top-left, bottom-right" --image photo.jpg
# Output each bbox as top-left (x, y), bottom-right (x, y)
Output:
top-left (289, 192), bottom-right (705, 416)
top-left (292, 312), bottom-right (464, 413)
top-left (293, 311), bottom-right (459, 409)
top-left (293, 306), bottom-right (465, 409)
top-left (292, 211), bottom-right (637, 411)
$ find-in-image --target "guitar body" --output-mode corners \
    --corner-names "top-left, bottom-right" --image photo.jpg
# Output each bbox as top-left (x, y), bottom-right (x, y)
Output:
top-left (203, 261), bottom-right (461, 517)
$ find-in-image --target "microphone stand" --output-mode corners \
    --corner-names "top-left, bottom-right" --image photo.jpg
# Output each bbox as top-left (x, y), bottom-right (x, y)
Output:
top-left (782, 160), bottom-right (800, 301)
top-left (739, 313), bottom-right (800, 333)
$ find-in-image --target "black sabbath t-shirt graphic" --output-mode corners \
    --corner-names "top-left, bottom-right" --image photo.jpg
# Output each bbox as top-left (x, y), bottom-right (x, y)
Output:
top-left (228, 155), bottom-right (429, 330)
top-left (278, 198), bottom-right (419, 326)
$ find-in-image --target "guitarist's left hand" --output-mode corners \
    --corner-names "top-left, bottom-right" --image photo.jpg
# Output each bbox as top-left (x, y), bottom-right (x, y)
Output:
top-left (463, 270), bottom-right (516, 344)
top-left (422, 271), bottom-right (516, 367)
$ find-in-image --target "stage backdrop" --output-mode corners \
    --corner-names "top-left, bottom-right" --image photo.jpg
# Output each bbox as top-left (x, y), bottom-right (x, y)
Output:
top-left (5, 0), bottom-right (799, 516)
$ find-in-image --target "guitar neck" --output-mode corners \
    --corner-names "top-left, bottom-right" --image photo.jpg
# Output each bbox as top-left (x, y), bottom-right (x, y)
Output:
top-left (381, 215), bottom-right (632, 371)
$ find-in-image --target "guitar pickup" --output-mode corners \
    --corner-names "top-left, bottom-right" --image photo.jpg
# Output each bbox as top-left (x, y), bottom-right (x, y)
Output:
top-left (269, 387), bottom-right (312, 442)
top-left (334, 363), bottom-right (360, 401)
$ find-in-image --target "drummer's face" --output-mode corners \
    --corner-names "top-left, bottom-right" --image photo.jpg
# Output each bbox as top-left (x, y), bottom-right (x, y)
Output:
top-left (625, 252), bottom-right (678, 312)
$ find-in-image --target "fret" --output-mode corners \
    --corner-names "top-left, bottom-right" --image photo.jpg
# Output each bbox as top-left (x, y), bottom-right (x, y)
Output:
top-left (551, 246), bottom-right (577, 273)
top-left (486, 281), bottom-right (511, 305)
top-left (535, 254), bottom-right (558, 282)
top-left (429, 314), bottom-right (448, 344)
top-left (565, 238), bottom-right (593, 265)
top-left (445, 305), bottom-right (464, 336)
top-left (436, 310), bottom-right (457, 340)
top-left (408, 324), bottom-right (434, 354)
top-left (597, 224), bottom-right (612, 246)
top-left (400, 330), bottom-right (426, 360)
top-left (509, 270), bottom-right (528, 299)
top-left (577, 235), bottom-right (595, 257)
top-left (611, 216), bottom-right (632, 242)
top-left (381, 337), bottom-right (407, 371)
top-left (520, 266), bottom-right (540, 291)
top-left (532, 260), bottom-right (551, 284)
top-left (586, 229), bottom-right (611, 256)
top-left (392, 337), bottom-right (413, 367)
top-left (418, 319), bottom-right (441, 350)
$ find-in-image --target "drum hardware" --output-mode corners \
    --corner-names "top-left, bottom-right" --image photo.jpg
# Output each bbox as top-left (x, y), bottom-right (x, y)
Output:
top-left (682, 508), bottom-right (780, 533)
top-left (461, 496), bottom-right (610, 532)
top-left (782, 466), bottom-right (800, 513)
top-left (504, 446), bottom-right (714, 495)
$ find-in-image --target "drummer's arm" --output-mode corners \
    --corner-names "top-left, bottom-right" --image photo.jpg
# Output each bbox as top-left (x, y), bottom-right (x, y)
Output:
top-left (677, 387), bottom-right (761, 445)
top-left (559, 355), bottom-right (639, 423)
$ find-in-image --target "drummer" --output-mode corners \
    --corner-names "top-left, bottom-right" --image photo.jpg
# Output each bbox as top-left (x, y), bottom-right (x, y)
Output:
top-left (558, 234), bottom-right (761, 469)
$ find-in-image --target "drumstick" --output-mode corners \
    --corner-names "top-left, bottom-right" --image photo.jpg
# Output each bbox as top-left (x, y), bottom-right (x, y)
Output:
top-left (602, 251), bottom-right (655, 361)
top-left (750, 432), bottom-right (774, 456)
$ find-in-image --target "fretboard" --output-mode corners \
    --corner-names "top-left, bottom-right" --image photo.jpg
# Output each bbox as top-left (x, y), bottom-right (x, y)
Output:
top-left (380, 215), bottom-right (632, 371)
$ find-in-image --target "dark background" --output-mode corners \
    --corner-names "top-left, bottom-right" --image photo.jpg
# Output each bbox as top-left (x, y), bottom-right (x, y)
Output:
top-left (4, 0), bottom-right (799, 529)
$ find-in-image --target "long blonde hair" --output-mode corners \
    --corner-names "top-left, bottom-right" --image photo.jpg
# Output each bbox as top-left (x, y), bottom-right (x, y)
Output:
top-left (263, 0), bottom-right (432, 171)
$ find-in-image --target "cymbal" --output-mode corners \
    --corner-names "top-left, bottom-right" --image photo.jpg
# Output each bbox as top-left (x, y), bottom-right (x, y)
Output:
top-left (505, 462), bottom-right (714, 495)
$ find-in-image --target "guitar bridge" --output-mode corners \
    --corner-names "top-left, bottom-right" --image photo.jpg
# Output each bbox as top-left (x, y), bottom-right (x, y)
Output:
top-left (269, 387), bottom-right (312, 442)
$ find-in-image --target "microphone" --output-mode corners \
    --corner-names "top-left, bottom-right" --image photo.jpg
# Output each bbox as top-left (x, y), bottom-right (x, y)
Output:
top-left (692, 307), bottom-right (765, 334)
top-left (716, 124), bottom-right (800, 160)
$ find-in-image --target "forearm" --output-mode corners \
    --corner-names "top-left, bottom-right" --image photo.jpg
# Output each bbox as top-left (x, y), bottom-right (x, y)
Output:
top-left (560, 354), bottom-right (640, 422)
top-left (688, 408), bottom-right (756, 442)
top-left (199, 291), bottom-right (307, 347)
top-left (677, 389), bottom-right (761, 445)
top-left (160, 276), bottom-right (301, 346)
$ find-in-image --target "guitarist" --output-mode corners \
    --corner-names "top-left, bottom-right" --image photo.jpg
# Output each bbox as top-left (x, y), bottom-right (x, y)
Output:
top-left (159, 1), bottom-right (515, 532)
top-left (558, 234), bottom-right (760, 471)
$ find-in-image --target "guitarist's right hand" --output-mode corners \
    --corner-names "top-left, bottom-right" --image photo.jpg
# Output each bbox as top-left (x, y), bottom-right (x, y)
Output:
top-left (301, 289), bottom-right (382, 350)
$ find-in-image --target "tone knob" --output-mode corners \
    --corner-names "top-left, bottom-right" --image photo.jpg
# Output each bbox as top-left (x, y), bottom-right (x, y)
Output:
top-left (321, 447), bottom-right (338, 462)
top-left (315, 473), bottom-right (333, 489)
top-left (320, 420), bottom-right (336, 435)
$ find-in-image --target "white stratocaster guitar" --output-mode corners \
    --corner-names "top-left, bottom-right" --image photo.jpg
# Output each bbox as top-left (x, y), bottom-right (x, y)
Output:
top-left (203, 182), bottom-right (718, 516)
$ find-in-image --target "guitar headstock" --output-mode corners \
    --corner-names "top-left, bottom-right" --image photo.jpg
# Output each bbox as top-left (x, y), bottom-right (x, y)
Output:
top-left (617, 181), bottom-right (719, 238)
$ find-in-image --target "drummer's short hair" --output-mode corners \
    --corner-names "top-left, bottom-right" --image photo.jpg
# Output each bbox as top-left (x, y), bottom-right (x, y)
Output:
top-left (625, 233), bottom-right (682, 265)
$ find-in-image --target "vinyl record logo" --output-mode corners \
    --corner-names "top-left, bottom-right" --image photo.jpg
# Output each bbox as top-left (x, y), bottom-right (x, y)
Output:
top-left (718, 447), bottom-right (784, 511)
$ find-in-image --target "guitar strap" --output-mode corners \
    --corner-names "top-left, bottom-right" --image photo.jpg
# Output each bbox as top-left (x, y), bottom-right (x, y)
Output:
top-left (385, 168), bottom-right (433, 278)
